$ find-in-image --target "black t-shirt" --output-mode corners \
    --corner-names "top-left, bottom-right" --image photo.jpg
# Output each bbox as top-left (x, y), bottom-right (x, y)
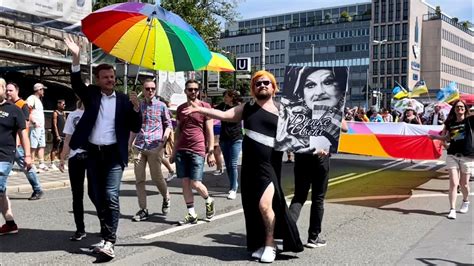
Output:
top-left (216, 103), bottom-right (243, 141)
top-left (445, 116), bottom-right (473, 155)
top-left (52, 110), bottom-right (66, 137)
top-left (0, 102), bottom-right (26, 162)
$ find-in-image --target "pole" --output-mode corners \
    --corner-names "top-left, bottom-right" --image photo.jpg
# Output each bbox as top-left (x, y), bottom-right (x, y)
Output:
top-left (311, 43), bottom-right (315, 66)
top-left (233, 56), bottom-right (237, 91)
top-left (366, 68), bottom-right (369, 109)
top-left (89, 43), bottom-right (93, 85)
top-left (124, 63), bottom-right (128, 94)
top-left (261, 27), bottom-right (266, 70)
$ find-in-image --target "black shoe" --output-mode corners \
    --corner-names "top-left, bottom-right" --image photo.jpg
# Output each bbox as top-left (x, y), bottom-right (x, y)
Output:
top-left (305, 236), bottom-right (327, 248)
top-left (69, 231), bottom-right (87, 241)
top-left (28, 191), bottom-right (44, 200)
top-left (132, 209), bottom-right (149, 222)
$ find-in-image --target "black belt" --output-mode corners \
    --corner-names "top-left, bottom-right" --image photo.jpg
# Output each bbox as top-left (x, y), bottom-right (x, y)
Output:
top-left (88, 143), bottom-right (117, 152)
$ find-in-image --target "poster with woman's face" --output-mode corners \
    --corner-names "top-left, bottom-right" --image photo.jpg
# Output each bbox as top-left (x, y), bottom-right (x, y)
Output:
top-left (275, 66), bottom-right (348, 154)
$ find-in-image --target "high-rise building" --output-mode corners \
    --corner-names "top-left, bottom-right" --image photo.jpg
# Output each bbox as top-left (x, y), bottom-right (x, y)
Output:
top-left (219, 2), bottom-right (372, 107)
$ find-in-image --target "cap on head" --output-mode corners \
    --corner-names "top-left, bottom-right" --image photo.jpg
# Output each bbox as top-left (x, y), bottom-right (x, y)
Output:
top-left (33, 83), bottom-right (47, 91)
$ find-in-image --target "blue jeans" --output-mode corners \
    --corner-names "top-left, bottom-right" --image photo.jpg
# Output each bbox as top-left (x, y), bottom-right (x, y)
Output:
top-left (219, 139), bottom-right (242, 191)
top-left (175, 150), bottom-right (205, 181)
top-left (87, 145), bottom-right (123, 244)
top-left (0, 162), bottom-right (13, 194)
top-left (69, 153), bottom-right (87, 233)
top-left (15, 147), bottom-right (42, 193)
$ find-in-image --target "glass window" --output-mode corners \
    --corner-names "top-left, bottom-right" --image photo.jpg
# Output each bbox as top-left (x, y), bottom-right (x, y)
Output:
top-left (387, 44), bottom-right (392, 58)
top-left (402, 0), bottom-right (408, 20)
top-left (245, 44), bottom-right (249, 53)
top-left (387, 60), bottom-right (392, 74)
top-left (374, 1), bottom-right (379, 23)
top-left (388, 0), bottom-right (394, 21)
top-left (280, 54), bottom-right (285, 63)
top-left (401, 76), bottom-right (407, 88)
top-left (374, 26), bottom-right (379, 40)
top-left (388, 25), bottom-right (393, 41)
top-left (373, 45), bottom-right (379, 59)
top-left (255, 43), bottom-right (260, 52)
top-left (281, 40), bottom-right (285, 49)
top-left (402, 23), bottom-right (408, 40)
top-left (381, 44), bottom-right (386, 59)
top-left (250, 43), bottom-right (254, 52)
top-left (380, 61), bottom-right (385, 75)
top-left (396, 0), bottom-right (401, 20)
top-left (373, 62), bottom-right (378, 75)
top-left (401, 59), bottom-right (407, 73)
top-left (394, 24), bottom-right (401, 41)
top-left (373, 77), bottom-right (378, 86)
top-left (275, 40), bottom-right (280, 49)
top-left (394, 59), bottom-right (400, 74)
top-left (270, 41), bottom-right (275, 50)
top-left (394, 43), bottom-right (400, 57)
top-left (381, 25), bottom-right (386, 40)
top-left (402, 42), bottom-right (407, 57)
top-left (387, 76), bottom-right (392, 89)
top-left (381, 0), bottom-right (386, 23)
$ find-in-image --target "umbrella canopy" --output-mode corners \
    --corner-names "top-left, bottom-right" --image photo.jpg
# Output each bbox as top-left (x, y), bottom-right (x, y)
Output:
top-left (423, 102), bottom-right (451, 120)
top-left (199, 52), bottom-right (235, 72)
top-left (81, 2), bottom-right (211, 72)
top-left (460, 93), bottom-right (474, 105)
top-left (392, 98), bottom-right (424, 114)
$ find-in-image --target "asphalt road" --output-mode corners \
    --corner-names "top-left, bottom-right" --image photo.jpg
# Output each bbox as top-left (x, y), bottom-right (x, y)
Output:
top-left (1, 154), bottom-right (472, 265)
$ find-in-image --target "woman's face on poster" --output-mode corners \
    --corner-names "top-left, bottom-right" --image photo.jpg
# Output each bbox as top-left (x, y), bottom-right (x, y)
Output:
top-left (303, 69), bottom-right (340, 109)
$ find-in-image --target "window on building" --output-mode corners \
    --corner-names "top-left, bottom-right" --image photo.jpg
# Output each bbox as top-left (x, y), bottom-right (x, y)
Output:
top-left (402, 42), bottom-right (407, 57)
top-left (255, 43), bottom-right (260, 52)
top-left (396, 0), bottom-right (401, 20)
top-left (281, 40), bottom-right (285, 49)
top-left (250, 43), bottom-right (255, 52)
top-left (394, 59), bottom-right (400, 74)
top-left (270, 41), bottom-right (275, 50)
top-left (245, 44), bottom-right (249, 53)
top-left (373, 62), bottom-right (378, 75)
top-left (402, 0), bottom-right (408, 20)
top-left (373, 77), bottom-right (378, 86)
top-left (373, 45), bottom-right (379, 59)
top-left (387, 44), bottom-right (392, 58)
top-left (402, 23), bottom-right (408, 40)
top-left (275, 40), bottom-right (280, 49)
top-left (381, 44), bottom-right (386, 59)
top-left (387, 76), bottom-right (392, 89)
top-left (280, 54), bottom-right (285, 63)
top-left (387, 60), bottom-right (392, 74)
top-left (401, 75), bottom-right (407, 87)
top-left (374, 1), bottom-right (379, 23)
top-left (381, 25), bottom-right (386, 40)
top-left (394, 43), bottom-right (400, 57)
top-left (401, 59), bottom-right (407, 73)
top-left (394, 24), bottom-right (401, 41)
top-left (381, 0), bottom-right (386, 23)
top-left (374, 26), bottom-right (379, 40)
top-left (388, 0), bottom-right (394, 22)
top-left (388, 25), bottom-right (393, 41)
top-left (380, 61), bottom-right (385, 75)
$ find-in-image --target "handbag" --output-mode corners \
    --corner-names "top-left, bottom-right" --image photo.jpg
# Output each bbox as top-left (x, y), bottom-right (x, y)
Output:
top-left (462, 116), bottom-right (474, 156)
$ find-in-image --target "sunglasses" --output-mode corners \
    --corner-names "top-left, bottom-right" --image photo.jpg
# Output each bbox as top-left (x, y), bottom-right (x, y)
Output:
top-left (255, 80), bottom-right (271, 87)
top-left (455, 106), bottom-right (465, 109)
top-left (144, 87), bottom-right (156, 91)
top-left (186, 88), bottom-right (200, 92)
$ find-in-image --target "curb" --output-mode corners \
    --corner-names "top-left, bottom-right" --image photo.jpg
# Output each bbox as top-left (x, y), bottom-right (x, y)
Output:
top-left (6, 168), bottom-right (138, 194)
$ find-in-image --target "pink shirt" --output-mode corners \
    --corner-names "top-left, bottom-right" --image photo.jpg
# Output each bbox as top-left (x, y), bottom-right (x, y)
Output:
top-left (176, 101), bottom-right (211, 157)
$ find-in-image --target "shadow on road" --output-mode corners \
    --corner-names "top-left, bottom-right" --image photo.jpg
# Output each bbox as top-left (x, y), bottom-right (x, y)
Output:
top-left (416, 257), bottom-right (471, 265)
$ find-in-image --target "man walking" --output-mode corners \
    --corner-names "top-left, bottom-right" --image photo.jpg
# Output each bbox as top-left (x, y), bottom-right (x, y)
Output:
top-left (65, 36), bottom-right (142, 260)
top-left (129, 79), bottom-right (172, 221)
top-left (0, 78), bottom-right (32, 235)
top-left (26, 83), bottom-right (48, 172)
top-left (50, 99), bottom-right (66, 170)
top-left (5, 82), bottom-right (43, 200)
top-left (170, 80), bottom-right (216, 225)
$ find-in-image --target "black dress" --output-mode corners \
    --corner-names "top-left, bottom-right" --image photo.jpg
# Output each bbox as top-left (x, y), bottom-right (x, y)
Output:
top-left (240, 101), bottom-right (303, 253)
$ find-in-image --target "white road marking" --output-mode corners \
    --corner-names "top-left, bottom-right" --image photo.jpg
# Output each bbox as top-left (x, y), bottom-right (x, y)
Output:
top-left (328, 161), bottom-right (406, 187)
top-left (142, 161), bottom-right (406, 240)
top-left (401, 160), bottom-right (445, 172)
top-left (141, 209), bottom-right (243, 240)
top-left (326, 192), bottom-right (474, 203)
top-left (382, 159), bottom-right (403, 166)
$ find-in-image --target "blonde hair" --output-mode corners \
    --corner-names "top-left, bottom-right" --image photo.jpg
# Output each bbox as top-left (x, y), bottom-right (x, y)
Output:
top-left (0, 78), bottom-right (5, 89)
top-left (250, 70), bottom-right (279, 97)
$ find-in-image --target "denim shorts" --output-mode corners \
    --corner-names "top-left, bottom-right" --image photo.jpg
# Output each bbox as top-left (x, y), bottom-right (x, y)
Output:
top-left (30, 127), bottom-right (46, 148)
top-left (0, 162), bottom-right (13, 194)
top-left (175, 150), bottom-right (205, 181)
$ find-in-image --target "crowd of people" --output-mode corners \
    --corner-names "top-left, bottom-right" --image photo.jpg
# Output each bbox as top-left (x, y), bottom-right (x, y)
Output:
top-left (0, 35), bottom-right (471, 264)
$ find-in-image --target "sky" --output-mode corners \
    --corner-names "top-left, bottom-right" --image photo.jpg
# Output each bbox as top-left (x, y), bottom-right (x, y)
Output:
top-left (235, 0), bottom-right (473, 22)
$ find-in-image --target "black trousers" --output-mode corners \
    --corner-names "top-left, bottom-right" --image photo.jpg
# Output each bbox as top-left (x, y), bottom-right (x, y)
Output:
top-left (289, 153), bottom-right (330, 239)
top-left (68, 153), bottom-right (87, 233)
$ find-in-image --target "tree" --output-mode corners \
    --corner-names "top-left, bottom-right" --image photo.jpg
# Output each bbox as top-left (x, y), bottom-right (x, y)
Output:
top-left (435, 6), bottom-right (441, 17)
top-left (160, 0), bottom-right (239, 50)
top-left (461, 21), bottom-right (472, 29)
top-left (93, 0), bottom-right (127, 11)
top-left (324, 13), bottom-right (332, 23)
top-left (452, 17), bottom-right (459, 24)
top-left (340, 11), bottom-right (352, 22)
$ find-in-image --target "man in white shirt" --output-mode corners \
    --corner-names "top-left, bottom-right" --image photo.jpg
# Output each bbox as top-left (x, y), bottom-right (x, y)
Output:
top-left (26, 83), bottom-right (48, 171)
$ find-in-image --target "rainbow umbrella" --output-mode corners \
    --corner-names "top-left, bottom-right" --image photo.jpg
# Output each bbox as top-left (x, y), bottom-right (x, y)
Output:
top-left (200, 52), bottom-right (235, 72)
top-left (81, 2), bottom-right (211, 72)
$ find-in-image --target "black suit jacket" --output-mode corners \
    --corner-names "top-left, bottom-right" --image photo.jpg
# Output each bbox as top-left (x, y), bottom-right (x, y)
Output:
top-left (69, 71), bottom-right (142, 167)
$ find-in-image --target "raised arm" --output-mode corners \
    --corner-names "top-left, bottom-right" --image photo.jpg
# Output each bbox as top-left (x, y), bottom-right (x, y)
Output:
top-left (183, 102), bottom-right (244, 123)
top-left (64, 35), bottom-right (88, 100)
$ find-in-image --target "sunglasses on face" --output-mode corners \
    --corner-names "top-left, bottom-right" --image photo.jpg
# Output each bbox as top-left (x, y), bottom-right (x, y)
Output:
top-left (186, 88), bottom-right (200, 92)
top-left (255, 80), bottom-right (271, 87)
top-left (455, 106), bottom-right (465, 109)
top-left (144, 87), bottom-right (156, 91)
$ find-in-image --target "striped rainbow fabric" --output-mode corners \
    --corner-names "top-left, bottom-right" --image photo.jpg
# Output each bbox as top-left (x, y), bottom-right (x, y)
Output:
top-left (339, 122), bottom-right (444, 160)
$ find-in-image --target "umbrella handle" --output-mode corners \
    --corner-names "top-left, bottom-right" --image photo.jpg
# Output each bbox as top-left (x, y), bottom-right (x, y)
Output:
top-left (132, 13), bottom-right (154, 94)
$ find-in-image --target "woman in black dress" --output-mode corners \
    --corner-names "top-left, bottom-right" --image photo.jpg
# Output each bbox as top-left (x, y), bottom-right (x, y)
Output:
top-left (183, 71), bottom-right (303, 263)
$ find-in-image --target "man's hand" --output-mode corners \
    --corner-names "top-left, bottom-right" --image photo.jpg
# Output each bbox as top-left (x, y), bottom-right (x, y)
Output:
top-left (129, 91), bottom-right (140, 111)
top-left (313, 149), bottom-right (329, 157)
top-left (64, 35), bottom-right (80, 57)
top-left (24, 155), bottom-right (32, 171)
top-left (182, 101), bottom-right (201, 115)
top-left (207, 153), bottom-right (216, 167)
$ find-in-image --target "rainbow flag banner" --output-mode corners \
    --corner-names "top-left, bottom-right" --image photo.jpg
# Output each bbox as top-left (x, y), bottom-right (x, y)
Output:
top-left (338, 122), bottom-right (444, 160)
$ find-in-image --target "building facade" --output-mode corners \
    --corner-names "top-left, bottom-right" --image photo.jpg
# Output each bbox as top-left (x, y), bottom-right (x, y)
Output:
top-left (219, 2), bottom-right (372, 107)
top-left (421, 13), bottom-right (474, 94)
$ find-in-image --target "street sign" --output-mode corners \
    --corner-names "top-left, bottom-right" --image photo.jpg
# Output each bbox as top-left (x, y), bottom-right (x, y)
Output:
top-left (236, 74), bottom-right (251, 79)
top-left (235, 57), bottom-right (251, 72)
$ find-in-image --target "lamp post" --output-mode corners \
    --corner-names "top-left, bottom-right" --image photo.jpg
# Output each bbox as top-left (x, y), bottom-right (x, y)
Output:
top-left (371, 39), bottom-right (387, 110)
top-left (223, 50), bottom-right (237, 91)
top-left (311, 43), bottom-right (315, 66)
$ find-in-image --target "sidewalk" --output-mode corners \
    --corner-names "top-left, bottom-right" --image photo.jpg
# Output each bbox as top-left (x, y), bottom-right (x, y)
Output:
top-left (5, 165), bottom-right (172, 194)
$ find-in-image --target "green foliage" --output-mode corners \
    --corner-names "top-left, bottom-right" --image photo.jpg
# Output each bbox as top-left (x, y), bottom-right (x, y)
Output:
top-left (435, 6), bottom-right (441, 17)
top-left (452, 17), bottom-right (459, 24)
top-left (461, 21), bottom-right (472, 29)
top-left (93, 0), bottom-right (128, 11)
top-left (340, 11), bottom-right (352, 22)
top-left (160, 0), bottom-right (239, 50)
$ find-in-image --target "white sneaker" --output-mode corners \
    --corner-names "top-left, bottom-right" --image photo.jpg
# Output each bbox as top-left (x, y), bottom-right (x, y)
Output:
top-left (49, 164), bottom-right (59, 171)
top-left (227, 190), bottom-right (237, 200)
top-left (260, 246), bottom-right (276, 263)
top-left (38, 163), bottom-right (49, 171)
top-left (251, 246), bottom-right (264, 260)
top-left (165, 172), bottom-right (176, 182)
top-left (90, 239), bottom-right (106, 253)
top-left (460, 201), bottom-right (470, 214)
top-left (447, 209), bottom-right (456, 219)
top-left (212, 169), bottom-right (224, 176)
